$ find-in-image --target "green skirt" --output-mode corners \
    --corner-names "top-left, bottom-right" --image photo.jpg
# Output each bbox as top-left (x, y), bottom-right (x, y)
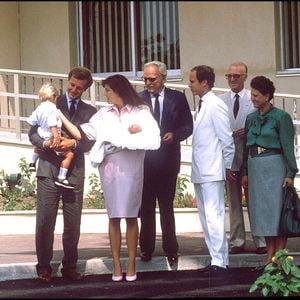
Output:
top-left (248, 154), bottom-right (285, 236)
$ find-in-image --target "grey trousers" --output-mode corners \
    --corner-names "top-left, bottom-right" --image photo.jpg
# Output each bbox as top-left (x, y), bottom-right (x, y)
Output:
top-left (35, 177), bottom-right (83, 273)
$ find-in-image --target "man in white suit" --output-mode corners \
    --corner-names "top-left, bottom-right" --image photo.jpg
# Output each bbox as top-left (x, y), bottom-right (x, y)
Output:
top-left (188, 65), bottom-right (235, 275)
top-left (219, 62), bottom-right (267, 255)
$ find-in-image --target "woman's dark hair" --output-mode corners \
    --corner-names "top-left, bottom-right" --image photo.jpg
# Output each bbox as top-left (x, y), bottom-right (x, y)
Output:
top-left (102, 74), bottom-right (146, 106)
top-left (250, 76), bottom-right (275, 101)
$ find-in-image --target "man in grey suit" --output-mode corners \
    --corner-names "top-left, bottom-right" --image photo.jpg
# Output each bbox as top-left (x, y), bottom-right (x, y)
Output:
top-left (28, 67), bottom-right (97, 283)
top-left (219, 62), bottom-right (266, 255)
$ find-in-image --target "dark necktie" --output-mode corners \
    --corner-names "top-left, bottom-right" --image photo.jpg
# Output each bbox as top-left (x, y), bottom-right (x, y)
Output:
top-left (198, 98), bottom-right (203, 112)
top-left (194, 98), bottom-right (202, 120)
top-left (233, 94), bottom-right (239, 119)
top-left (154, 94), bottom-right (160, 124)
top-left (69, 101), bottom-right (76, 118)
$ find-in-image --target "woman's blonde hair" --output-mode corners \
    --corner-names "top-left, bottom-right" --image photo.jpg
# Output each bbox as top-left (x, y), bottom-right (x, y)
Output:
top-left (38, 83), bottom-right (59, 102)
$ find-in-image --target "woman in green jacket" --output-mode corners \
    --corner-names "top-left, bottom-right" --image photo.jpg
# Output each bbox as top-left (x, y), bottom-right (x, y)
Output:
top-left (241, 76), bottom-right (298, 268)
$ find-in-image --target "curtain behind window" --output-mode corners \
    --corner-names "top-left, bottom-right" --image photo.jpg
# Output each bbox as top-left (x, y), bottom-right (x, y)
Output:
top-left (81, 1), bottom-right (180, 74)
top-left (280, 1), bottom-right (300, 69)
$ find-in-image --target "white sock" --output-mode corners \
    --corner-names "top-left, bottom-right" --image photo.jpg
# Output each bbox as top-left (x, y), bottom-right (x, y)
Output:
top-left (31, 152), bottom-right (39, 163)
top-left (57, 168), bottom-right (68, 180)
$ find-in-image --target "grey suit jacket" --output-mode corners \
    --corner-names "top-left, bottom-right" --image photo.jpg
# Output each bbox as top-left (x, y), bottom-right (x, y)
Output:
top-left (219, 89), bottom-right (255, 171)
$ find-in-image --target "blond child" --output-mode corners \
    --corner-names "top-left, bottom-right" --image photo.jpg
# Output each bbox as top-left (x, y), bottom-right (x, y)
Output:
top-left (27, 83), bottom-right (75, 189)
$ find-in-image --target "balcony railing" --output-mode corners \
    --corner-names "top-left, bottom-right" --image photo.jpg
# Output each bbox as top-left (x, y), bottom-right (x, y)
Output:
top-left (1, 68), bottom-right (300, 159)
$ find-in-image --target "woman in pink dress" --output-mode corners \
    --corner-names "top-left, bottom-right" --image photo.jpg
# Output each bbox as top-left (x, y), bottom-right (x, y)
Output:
top-left (79, 75), bottom-right (160, 282)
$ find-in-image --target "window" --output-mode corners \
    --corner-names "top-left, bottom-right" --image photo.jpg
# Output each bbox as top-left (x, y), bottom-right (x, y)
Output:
top-left (278, 1), bottom-right (300, 73)
top-left (78, 1), bottom-right (180, 78)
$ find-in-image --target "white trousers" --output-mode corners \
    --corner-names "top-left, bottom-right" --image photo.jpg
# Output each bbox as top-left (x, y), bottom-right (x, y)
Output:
top-left (194, 181), bottom-right (228, 268)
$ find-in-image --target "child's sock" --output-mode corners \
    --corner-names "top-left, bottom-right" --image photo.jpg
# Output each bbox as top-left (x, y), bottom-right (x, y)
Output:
top-left (57, 167), bottom-right (68, 181)
top-left (31, 152), bottom-right (39, 164)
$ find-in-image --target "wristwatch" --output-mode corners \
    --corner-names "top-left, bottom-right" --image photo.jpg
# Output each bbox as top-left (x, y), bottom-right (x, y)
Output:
top-left (72, 139), bottom-right (78, 150)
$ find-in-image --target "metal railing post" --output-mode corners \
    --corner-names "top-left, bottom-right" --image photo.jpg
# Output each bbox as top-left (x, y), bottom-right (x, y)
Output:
top-left (13, 74), bottom-right (21, 140)
top-left (89, 81), bottom-right (96, 107)
top-left (0, 69), bottom-right (300, 161)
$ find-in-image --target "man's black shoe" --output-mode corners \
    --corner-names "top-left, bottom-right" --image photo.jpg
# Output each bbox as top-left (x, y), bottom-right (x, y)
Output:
top-left (61, 267), bottom-right (82, 281)
top-left (198, 264), bottom-right (227, 276)
top-left (198, 264), bottom-right (211, 273)
top-left (229, 246), bottom-right (244, 254)
top-left (166, 253), bottom-right (178, 266)
top-left (140, 252), bottom-right (152, 262)
top-left (208, 265), bottom-right (228, 277)
top-left (251, 264), bottom-right (267, 272)
top-left (37, 268), bottom-right (52, 283)
top-left (255, 247), bottom-right (267, 254)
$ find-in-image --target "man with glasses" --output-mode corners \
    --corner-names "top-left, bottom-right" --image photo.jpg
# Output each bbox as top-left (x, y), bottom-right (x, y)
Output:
top-left (139, 61), bottom-right (193, 266)
top-left (219, 62), bottom-right (267, 255)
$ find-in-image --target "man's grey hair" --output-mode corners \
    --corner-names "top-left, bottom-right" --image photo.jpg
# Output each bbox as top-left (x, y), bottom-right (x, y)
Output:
top-left (144, 61), bottom-right (167, 78)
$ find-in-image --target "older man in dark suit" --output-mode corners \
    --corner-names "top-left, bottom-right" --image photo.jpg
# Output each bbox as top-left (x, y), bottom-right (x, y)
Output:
top-left (28, 67), bottom-right (97, 283)
top-left (139, 61), bottom-right (193, 265)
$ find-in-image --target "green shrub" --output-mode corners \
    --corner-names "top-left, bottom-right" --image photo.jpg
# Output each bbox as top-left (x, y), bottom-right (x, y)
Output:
top-left (0, 158), bottom-right (36, 211)
top-left (0, 159), bottom-right (198, 210)
top-left (85, 173), bottom-right (105, 209)
top-left (249, 249), bottom-right (300, 297)
top-left (174, 174), bottom-right (196, 208)
top-left (18, 157), bottom-right (37, 197)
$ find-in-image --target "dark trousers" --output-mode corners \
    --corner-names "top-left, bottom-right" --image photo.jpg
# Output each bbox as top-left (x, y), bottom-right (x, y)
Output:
top-left (35, 177), bottom-right (83, 274)
top-left (139, 171), bottom-right (179, 255)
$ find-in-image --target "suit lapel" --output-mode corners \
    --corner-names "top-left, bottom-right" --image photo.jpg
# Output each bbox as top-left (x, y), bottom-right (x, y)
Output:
top-left (162, 88), bottom-right (171, 121)
top-left (161, 88), bottom-right (177, 129)
top-left (142, 91), bottom-right (153, 114)
top-left (223, 92), bottom-right (233, 112)
top-left (235, 95), bottom-right (251, 124)
top-left (59, 94), bottom-right (69, 113)
top-left (194, 101), bottom-right (206, 130)
top-left (59, 95), bottom-right (81, 122)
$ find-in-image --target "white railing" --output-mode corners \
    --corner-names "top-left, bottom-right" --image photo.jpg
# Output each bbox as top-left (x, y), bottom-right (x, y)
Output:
top-left (1, 68), bottom-right (300, 159)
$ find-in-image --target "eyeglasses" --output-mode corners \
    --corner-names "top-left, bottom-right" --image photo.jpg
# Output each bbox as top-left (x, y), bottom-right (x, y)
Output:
top-left (225, 74), bottom-right (245, 80)
top-left (141, 76), bottom-right (160, 83)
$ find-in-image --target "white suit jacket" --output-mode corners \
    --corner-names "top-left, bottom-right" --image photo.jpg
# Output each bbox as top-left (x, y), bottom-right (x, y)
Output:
top-left (191, 91), bottom-right (235, 183)
top-left (218, 89), bottom-right (255, 171)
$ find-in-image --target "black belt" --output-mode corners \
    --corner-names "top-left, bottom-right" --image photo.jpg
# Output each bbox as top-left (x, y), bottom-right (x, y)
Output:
top-left (249, 146), bottom-right (282, 158)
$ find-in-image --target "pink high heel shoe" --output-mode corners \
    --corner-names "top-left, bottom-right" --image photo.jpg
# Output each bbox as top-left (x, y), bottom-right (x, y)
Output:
top-left (112, 274), bottom-right (123, 282)
top-left (126, 273), bottom-right (137, 281)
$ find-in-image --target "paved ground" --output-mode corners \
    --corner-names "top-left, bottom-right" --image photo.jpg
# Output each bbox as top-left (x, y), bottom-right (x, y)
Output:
top-left (0, 232), bottom-right (299, 283)
top-left (0, 268), bottom-right (266, 298)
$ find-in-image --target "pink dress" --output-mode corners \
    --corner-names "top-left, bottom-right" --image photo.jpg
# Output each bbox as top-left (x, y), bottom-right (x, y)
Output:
top-left (81, 104), bottom-right (160, 218)
top-left (100, 149), bottom-right (145, 217)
